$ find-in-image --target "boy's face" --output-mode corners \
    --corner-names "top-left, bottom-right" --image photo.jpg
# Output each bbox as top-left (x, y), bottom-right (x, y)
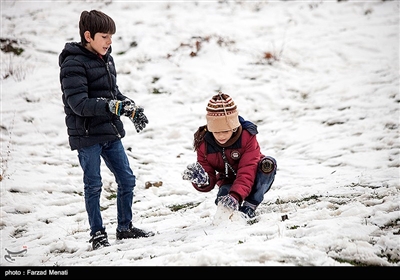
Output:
top-left (84, 31), bottom-right (112, 55)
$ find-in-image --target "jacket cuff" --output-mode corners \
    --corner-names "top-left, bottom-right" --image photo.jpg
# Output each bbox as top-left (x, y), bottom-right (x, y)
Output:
top-left (229, 192), bottom-right (241, 203)
top-left (192, 182), bottom-right (213, 193)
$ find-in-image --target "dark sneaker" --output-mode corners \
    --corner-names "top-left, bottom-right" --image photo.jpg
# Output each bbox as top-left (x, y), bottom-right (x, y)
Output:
top-left (239, 206), bottom-right (256, 219)
top-left (89, 230), bottom-right (110, 250)
top-left (116, 223), bottom-right (155, 240)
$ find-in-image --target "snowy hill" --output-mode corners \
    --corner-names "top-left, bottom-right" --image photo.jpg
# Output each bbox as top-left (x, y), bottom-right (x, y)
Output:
top-left (0, 0), bottom-right (399, 270)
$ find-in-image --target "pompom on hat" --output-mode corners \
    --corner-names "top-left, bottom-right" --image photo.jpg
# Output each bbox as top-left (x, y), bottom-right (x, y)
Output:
top-left (206, 92), bottom-right (240, 132)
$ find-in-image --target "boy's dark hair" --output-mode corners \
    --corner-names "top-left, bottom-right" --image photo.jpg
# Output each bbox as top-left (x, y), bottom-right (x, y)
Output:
top-left (79, 10), bottom-right (116, 46)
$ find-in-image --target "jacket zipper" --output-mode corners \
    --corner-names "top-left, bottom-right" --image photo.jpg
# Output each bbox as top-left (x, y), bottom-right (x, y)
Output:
top-left (104, 58), bottom-right (115, 99)
top-left (84, 118), bottom-right (89, 136)
top-left (104, 56), bottom-right (121, 138)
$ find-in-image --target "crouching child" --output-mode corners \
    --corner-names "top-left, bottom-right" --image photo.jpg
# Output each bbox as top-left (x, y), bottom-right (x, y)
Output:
top-left (182, 92), bottom-right (277, 219)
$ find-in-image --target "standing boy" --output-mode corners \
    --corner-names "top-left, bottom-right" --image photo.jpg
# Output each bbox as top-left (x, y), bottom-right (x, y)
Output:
top-left (59, 10), bottom-right (153, 250)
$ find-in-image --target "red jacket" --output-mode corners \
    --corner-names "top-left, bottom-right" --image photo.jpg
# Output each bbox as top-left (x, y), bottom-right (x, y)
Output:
top-left (192, 118), bottom-right (264, 203)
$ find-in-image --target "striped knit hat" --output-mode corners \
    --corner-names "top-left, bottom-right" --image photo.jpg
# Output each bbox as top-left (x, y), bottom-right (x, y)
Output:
top-left (206, 92), bottom-right (240, 132)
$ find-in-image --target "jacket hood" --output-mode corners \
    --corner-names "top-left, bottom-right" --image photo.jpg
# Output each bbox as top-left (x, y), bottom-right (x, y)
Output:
top-left (239, 116), bottom-right (258, 135)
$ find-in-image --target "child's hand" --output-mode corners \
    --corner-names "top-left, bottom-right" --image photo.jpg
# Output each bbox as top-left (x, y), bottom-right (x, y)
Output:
top-left (108, 99), bottom-right (148, 133)
top-left (129, 106), bottom-right (148, 133)
top-left (182, 162), bottom-right (209, 186)
top-left (217, 194), bottom-right (239, 211)
top-left (108, 99), bottom-right (136, 117)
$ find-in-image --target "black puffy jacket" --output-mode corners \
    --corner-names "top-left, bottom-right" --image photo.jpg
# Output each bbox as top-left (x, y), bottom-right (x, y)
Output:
top-left (59, 42), bottom-right (127, 150)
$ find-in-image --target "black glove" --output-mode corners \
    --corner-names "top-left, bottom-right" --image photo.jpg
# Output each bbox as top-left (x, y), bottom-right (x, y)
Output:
top-left (129, 106), bottom-right (148, 133)
top-left (109, 99), bottom-right (148, 133)
top-left (108, 99), bottom-right (136, 117)
top-left (217, 194), bottom-right (239, 211)
top-left (182, 162), bottom-right (209, 185)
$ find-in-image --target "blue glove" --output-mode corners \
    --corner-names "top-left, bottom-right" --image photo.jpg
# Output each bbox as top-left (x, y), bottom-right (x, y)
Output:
top-left (129, 106), bottom-right (148, 133)
top-left (217, 194), bottom-right (239, 211)
top-left (182, 162), bottom-right (209, 185)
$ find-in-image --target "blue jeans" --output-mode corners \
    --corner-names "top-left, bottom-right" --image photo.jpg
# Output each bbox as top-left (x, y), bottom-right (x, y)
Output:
top-left (216, 156), bottom-right (277, 207)
top-left (78, 139), bottom-right (136, 236)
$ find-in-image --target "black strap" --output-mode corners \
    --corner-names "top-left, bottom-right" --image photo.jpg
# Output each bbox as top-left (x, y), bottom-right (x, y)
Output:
top-left (221, 148), bottom-right (236, 177)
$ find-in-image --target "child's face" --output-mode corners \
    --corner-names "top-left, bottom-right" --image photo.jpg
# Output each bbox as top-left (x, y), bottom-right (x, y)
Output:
top-left (85, 32), bottom-right (113, 55)
top-left (212, 130), bottom-right (234, 145)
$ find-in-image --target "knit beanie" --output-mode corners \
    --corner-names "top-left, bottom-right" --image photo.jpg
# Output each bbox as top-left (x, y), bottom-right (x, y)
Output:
top-left (206, 92), bottom-right (240, 132)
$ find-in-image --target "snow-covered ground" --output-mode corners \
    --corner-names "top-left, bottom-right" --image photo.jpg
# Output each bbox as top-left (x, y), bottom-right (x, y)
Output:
top-left (1, 0), bottom-right (399, 268)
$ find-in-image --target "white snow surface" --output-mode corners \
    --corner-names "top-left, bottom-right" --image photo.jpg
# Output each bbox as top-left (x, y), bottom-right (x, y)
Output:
top-left (0, 0), bottom-right (399, 267)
